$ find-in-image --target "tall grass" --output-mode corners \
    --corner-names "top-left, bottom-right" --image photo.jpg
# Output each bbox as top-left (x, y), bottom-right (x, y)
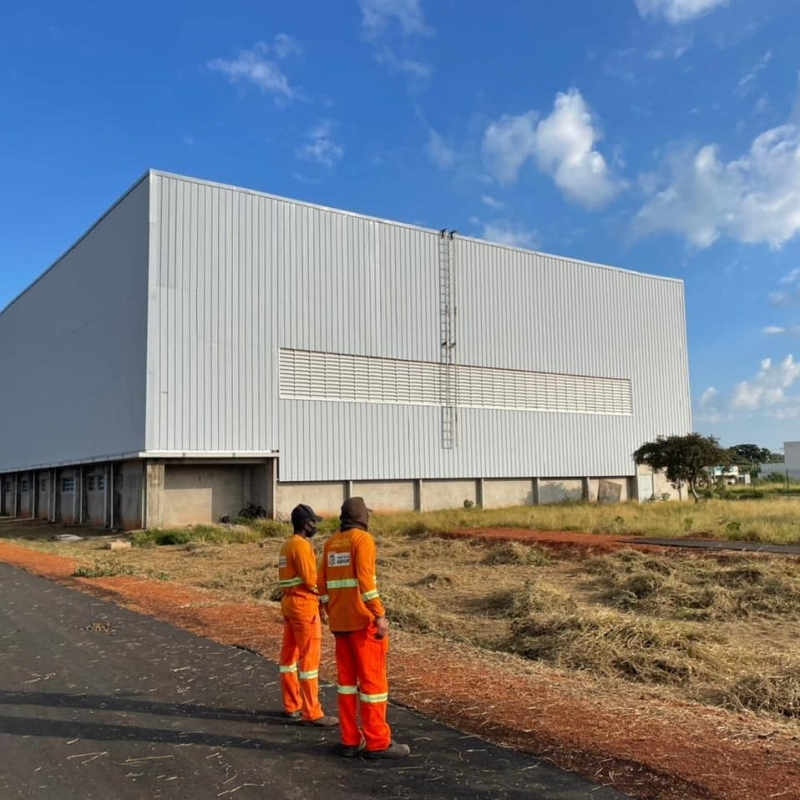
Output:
top-left (369, 499), bottom-right (800, 544)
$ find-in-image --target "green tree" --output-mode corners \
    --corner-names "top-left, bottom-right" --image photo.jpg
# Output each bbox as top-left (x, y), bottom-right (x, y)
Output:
top-left (633, 433), bottom-right (730, 503)
top-left (729, 443), bottom-right (774, 466)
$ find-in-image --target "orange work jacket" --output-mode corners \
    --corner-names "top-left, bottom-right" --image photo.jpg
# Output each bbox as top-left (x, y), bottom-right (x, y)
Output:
top-left (278, 534), bottom-right (320, 619)
top-left (319, 527), bottom-right (386, 632)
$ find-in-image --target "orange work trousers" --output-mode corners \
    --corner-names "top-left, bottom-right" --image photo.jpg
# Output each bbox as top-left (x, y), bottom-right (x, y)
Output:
top-left (334, 623), bottom-right (391, 751)
top-left (280, 614), bottom-right (323, 721)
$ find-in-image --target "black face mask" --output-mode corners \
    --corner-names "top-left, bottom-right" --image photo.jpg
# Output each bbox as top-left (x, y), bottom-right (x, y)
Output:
top-left (304, 522), bottom-right (318, 538)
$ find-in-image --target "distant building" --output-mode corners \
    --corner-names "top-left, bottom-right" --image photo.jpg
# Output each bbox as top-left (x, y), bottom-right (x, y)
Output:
top-left (711, 465), bottom-right (750, 486)
top-left (781, 441), bottom-right (800, 480)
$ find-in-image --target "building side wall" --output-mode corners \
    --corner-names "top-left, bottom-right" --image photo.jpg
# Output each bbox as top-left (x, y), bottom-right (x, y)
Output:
top-left (0, 179), bottom-right (150, 472)
top-left (146, 174), bottom-right (279, 454)
top-left (267, 193), bottom-right (690, 482)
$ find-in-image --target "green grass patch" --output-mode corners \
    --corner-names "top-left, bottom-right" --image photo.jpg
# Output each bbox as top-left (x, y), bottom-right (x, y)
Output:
top-left (132, 525), bottom-right (266, 547)
top-left (73, 558), bottom-right (137, 578)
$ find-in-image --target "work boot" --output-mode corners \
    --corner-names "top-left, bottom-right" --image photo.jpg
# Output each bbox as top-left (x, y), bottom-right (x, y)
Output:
top-left (341, 741), bottom-right (366, 758)
top-left (283, 710), bottom-right (302, 721)
top-left (365, 740), bottom-right (410, 759)
top-left (307, 714), bottom-right (339, 727)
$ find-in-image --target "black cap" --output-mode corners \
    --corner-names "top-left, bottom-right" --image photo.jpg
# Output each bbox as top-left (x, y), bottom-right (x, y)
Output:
top-left (291, 504), bottom-right (323, 530)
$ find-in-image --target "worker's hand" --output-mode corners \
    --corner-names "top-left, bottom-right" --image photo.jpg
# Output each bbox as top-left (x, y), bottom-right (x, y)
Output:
top-left (320, 607), bottom-right (328, 626)
top-left (374, 616), bottom-right (389, 639)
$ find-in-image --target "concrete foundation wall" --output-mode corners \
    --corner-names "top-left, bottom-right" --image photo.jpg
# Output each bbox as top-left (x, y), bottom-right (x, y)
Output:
top-left (0, 460), bottom-right (662, 531)
top-left (159, 464), bottom-right (249, 527)
top-left (421, 479), bottom-right (478, 511)
top-left (483, 479), bottom-right (535, 508)
top-left (538, 479), bottom-right (584, 504)
top-left (352, 481), bottom-right (416, 513)
top-left (588, 478), bottom-right (630, 503)
top-left (277, 482), bottom-right (346, 519)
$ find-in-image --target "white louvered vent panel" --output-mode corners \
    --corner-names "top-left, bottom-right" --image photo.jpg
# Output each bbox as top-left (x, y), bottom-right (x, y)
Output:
top-left (279, 349), bottom-right (632, 416)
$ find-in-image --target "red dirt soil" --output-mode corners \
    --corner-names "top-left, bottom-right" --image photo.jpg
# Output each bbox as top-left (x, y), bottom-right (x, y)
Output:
top-left (1, 534), bottom-right (798, 800)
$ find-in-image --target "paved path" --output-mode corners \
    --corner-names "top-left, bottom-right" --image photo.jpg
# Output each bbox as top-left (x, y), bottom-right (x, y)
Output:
top-left (630, 538), bottom-right (800, 555)
top-left (0, 563), bottom-right (628, 800)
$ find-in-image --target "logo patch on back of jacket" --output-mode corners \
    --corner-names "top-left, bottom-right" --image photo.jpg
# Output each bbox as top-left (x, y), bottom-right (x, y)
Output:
top-left (328, 551), bottom-right (351, 568)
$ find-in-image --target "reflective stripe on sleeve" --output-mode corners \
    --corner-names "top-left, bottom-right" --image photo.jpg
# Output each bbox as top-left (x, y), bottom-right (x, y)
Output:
top-left (361, 589), bottom-right (380, 601)
top-left (299, 669), bottom-right (319, 681)
top-left (279, 577), bottom-right (303, 588)
top-left (327, 578), bottom-right (359, 589)
top-left (280, 663), bottom-right (298, 673)
top-left (337, 684), bottom-right (358, 695)
top-left (359, 691), bottom-right (388, 703)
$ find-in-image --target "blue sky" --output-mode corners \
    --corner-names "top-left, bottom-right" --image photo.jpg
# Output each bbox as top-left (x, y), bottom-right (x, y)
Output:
top-left (2, 0), bottom-right (800, 452)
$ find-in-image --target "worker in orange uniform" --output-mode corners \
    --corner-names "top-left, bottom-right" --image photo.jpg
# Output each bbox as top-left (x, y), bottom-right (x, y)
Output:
top-left (278, 504), bottom-right (338, 727)
top-left (319, 497), bottom-right (410, 759)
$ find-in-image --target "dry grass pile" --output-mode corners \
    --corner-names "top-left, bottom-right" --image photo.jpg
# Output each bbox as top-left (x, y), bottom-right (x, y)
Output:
top-left (72, 556), bottom-right (171, 582)
top-left (713, 657), bottom-right (800, 717)
top-left (508, 606), bottom-right (715, 685)
top-left (588, 549), bottom-right (800, 620)
top-left (378, 583), bottom-right (438, 634)
top-left (478, 580), bottom-right (575, 619)
top-left (481, 541), bottom-right (551, 566)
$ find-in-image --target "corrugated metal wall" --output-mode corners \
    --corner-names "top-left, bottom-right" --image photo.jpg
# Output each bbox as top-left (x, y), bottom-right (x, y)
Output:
top-left (150, 173), bottom-right (691, 481)
top-left (147, 174), bottom-right (279, 452)
top-left (0, 178), bottom-right (150, 472)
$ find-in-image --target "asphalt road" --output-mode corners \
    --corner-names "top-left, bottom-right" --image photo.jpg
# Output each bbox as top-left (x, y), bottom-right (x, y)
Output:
top-left (630, 537), bottom-right (800, 555)
top-left (0, 562), bottom-right (629, 800)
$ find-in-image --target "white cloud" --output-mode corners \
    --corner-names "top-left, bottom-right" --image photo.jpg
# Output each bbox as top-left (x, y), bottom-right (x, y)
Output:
top-left (273, 33), bottom-right (302, 59)
top-left (481, 195), bottom-right (505, 210)
top-left (699, 386), bottom-right (718, 407)
top-left (296, 121), bottom-right (344, 168)
top-left (375, 47), bottom-right (431, 78)
top-left (634, 0), bottom-right (728, 24)
top-left (482, 89), bottom-right (623, 210)
top-left (764, 325), bottom-right (800, 336)
top-left (736, 51), bottom-right (772, 98)
top-left (730, 355), bottom-right (800, 411)
top-left (633, 124), bottom-right (800, 248)
top-left (481, 221), bottom-right (541, 250)
top-left (426, 129), bottom-right (456, 169)
top-left (482, 111), bottom-right (538, 185)
top-left (360, 0), bottom-right (433, 38)
top-left (768, 269), bottom-right (800, 306)
top-left (360, 0), bottom-right (433, 81)
top-left (208, 36), bottom-right (301, 102)
top-left (780, 269), bottom-right (800, 284)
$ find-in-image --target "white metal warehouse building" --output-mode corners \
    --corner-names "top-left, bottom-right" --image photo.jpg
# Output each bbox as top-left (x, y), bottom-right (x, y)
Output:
top-left (0, 171), bottom-right (691, 529)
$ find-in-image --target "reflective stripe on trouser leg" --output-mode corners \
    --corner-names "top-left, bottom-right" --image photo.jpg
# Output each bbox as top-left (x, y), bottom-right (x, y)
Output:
top-left (334, 633), bottom-right (362, 748)
top-left (289, 615), bottom-right (324, 721)
top-left (279, 620), bottom-right (301, 714)
top-left (353, 624), bottom-right (391, 752)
